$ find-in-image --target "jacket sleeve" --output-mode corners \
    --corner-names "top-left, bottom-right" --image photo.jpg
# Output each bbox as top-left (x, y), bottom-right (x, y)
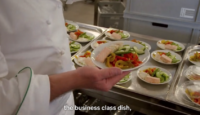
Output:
top-left (0, 51), bottom-right (50, 115)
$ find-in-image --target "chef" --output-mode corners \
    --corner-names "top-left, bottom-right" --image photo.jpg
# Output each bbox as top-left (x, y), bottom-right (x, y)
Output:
top-left (0, 1), bottom-right (129, 115)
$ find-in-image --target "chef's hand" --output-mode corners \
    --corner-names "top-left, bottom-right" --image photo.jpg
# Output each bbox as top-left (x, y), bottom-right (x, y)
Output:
top-left (75, 66), bottom-right (130, 91)
top-left (49, 66), bottom-right (130, 101)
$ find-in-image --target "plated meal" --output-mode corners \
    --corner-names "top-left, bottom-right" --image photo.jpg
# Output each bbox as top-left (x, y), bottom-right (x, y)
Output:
top-left (137, 66), bottom-right (171, 84)
top-left (132, 39), bottom-right (151, 50)
top-left (188, 51), bottom-right (200, 66)
top-left (69, 30), bottom-right (94, 42)
top-left (105, 29), bottom-right (130, 40)
top-left (157, 40), bottom-right (185, 52)
top-left (91, 40), bottom-right (109, 49)
top-left (151, 50), bottom-right (182, 64)
top-left (184, 82), bottom-right (200, 106)
top-left (117, 73), bottom-right (132, 84)
top-left (185, 66), bottom-right (200, 81)
top-left (69, 41), bottom-right (82, 53)
top-left (74, 51), bottom-right (95, 67)
top-left (190, 52), bottom-right (200, 62)
top-left (91, 41), bottom-right (150, 71)
top-left (65, 21), bottom-right (79, 32)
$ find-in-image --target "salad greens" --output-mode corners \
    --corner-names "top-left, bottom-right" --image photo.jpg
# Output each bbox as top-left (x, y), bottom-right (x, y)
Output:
top-left (171, 42), bottom-right (182, 50)
top-left (115, 45), bottom-right (145, 55)
top-left (132, 39), bottom-right (147, 51)
top-left (67, 24), bottom-right (76, 31)
top-left (108, 30), bottom-right (129, 39)
top-left (165, 52), bottom-right (179, 63)
top-left (118, 32), bottom-right (128, 39)
top-left (69, 41), bottom-right (80, 52)
top-left (79, 32), bottom-right (94, 40)
top-left (144, 68), bottom-right (169, 83)
top-left (118, 74), bottom-right (130, 83)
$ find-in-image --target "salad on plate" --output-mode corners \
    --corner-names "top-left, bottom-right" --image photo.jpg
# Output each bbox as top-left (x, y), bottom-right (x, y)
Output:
top-left (97, 44), bottom-right (143, 69)
top-left (188, 51), bottom-right (200, 66)
top-left (157, 40), bottom-right (184, 52)
top-left (105, 29), bottom-right (130, 40)
top-left (91, 40), bottom-right (109, 49)
top-left (74, 51), bottom-right (95, 67)
top-left (190, 52), bottom-right (200, 62)
top-left (185, 85), bottom-right (200, 106)
top-left (69, 41), bottom-right (81, 53)
top-left (152, 51), bottom-right (181, 64)
top-left (65, 22), bottom-right (77, 32)
top-left (132, 39), bottom-right (151, 50)
top-left (70, 30), bottom-right (94, 42)
top-left (137, 66), bottom-right (171, 84)
top-left (92, 41), bottom-right (150, 71)
top-left (117, 74), bottom-right (131, 84)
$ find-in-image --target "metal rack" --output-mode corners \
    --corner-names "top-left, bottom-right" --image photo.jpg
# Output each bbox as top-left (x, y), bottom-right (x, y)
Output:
top-left (69, 21), bottom-right (200, 115)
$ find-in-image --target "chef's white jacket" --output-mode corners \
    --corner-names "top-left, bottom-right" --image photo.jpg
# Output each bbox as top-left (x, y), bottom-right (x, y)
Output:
top-left (0, 0), bottom-right (75, 115)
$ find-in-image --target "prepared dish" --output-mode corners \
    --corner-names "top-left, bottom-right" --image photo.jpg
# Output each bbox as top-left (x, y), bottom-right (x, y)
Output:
top-left (70, 30), bottom-right (94, 42)
top-left (91, 40), bottom-right (109, 49)
top-left (95, 43), bottom-right (143, 69)
top-left (91, 41), bottom-right (150, 71)
top-left (74, 51), bottom-right (95, 67)
top-left (65, 22), bottom-right (77, 32)
top-left (153, 51), bottom-right (180, 64)
top-left (139, 68), bottom-right (169, 84)
top-left (190, 52), bottom-right (200, 62)
top-left (185, 66), bottom-right (200, 81)
top-left (185, 85), bottom-right (200, 106)
top-left (105, 29), bottom-right (130, 40)
top-left (157, 40), bottom-right (184, 52)
top-left (131, 39), bottom-right (151, 50)
top-left (69, 41), bottom-right (81, 53)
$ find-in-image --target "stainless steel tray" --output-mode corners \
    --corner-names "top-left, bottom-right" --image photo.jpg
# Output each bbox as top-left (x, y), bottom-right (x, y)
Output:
top-left (69, 22), bottom-right (106, 58)
top-left (167, 45), bottom-right (200, 112)
top-left (73, 29), bottom-right (186, 101)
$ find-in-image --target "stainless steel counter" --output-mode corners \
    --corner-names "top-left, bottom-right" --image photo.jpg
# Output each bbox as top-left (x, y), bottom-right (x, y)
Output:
top-left (70, 22), bottom-right (200, 115)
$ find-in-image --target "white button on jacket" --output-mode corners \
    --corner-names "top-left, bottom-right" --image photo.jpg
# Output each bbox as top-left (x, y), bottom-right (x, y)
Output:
top-left (0, 0), bottom-right (75, 115)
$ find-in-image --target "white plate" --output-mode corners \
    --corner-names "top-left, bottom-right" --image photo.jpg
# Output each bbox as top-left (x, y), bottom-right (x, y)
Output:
top-left (69, 30), bottom-right (95, 43)
top-left (69, 41), bottom-right (82, 54)
top-left (188, 51), bottom-right (200, 66)
top-left (91, 41), bottom-right (150, 71)
top-left (117, 72), bottom-right (133, 85)
top-left (105, 28), bottom-right (130, 40)
top-left (151, 50), bottom-right (182, 65)
top-left (185, 65), bottom-right (200, 81)
top-left (180, 81), bottom-right (200, 107)
top-left (74, 52), bottom-right (88, 67)
top-left (74, 56), bottom-right (85, 67)
top-left (65, 20), bottom-right (79, 32)
top-left (157, 40), bottom-right (185, 52)
top-left (132, 40), bottom-right (151, 51)
top-left (137, 66), bottom-right (172, 85)
top-left (91, 40), bottom-right (110, 49)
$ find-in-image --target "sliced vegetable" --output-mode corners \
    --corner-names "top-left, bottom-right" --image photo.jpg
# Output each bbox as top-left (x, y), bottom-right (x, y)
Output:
top-left (133, 47), bottom-right (144, 55)
top-left (69, 41), bottom-right (80, 52)
top-left (143, 68), bottom-right (169, 83)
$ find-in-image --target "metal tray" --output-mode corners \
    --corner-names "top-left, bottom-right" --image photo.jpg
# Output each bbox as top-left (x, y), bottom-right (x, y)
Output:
top-left (73, 29), bottom-right (186, 101)
top-left (167, 45), bottom-right (200, 112)
top-left (68, 21), bottom-right (106, 58)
